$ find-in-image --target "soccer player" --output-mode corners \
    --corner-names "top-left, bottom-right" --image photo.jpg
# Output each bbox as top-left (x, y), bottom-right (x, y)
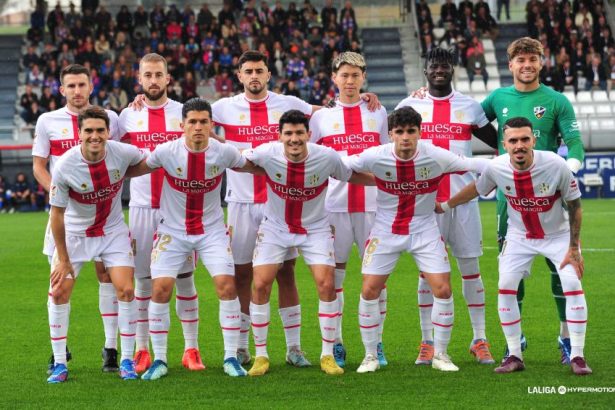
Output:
top-left (47, 106), bottom-right (143, 383)
top-left (309, 51), bottom-right (389, 368)
top-left (481, 38), bottom-right (585, 363)
top-left (438, 117), bottom-right (591, 375)
top-left (32, 64), bottom-right (121, 373)
top-left (125, 98), bottom-right (258, 379)
top-left (346, 107), bottom-right (489, 373)
top-left (396, 47), bottom-right (498, 366)
top-left (243, 109), bottom-right (373, 376)
top-left (119, 53), bottom-right (200, 373)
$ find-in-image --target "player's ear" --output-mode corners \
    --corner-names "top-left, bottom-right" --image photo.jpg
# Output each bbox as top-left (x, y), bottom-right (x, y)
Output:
top-left (180, 120), bottom-right (185, 131)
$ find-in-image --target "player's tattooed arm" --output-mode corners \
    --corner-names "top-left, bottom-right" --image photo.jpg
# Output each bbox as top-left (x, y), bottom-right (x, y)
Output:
top-left (49, 206), bottom-right (74, 293)
top-left (126, 159), bottom-right (157, 178)
top-left (561, 198), bottom-right (584, 279)
top-left (472, 123), bottom-right (498, 149)
top-left (437, 181), bottom-right (480, 213)
top-left (347, 171), bottom-right (376, 186)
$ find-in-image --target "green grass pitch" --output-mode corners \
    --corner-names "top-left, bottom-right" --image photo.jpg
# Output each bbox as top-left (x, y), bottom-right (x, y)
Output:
top-left (0, 200), bottom-right (614, 409)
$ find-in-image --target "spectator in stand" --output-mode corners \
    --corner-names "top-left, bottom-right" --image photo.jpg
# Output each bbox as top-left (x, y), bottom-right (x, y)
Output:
top-left (134, 5), bottom-right (150, 39)
top-left (607, 54), bottom-right (615, 93)
top-left (541, 58), bottom-right (563, 92)
top-left (33, 182), bottom-right (49, 211)
top-left (181, 71), bottom-right (198, 101)
top-left (497, 0), bottom-right (510, 22)
top-left (0, 175), bottom-right (7, 212)
top-left (56, 43), bottom-right (75, 66)
top-left (440, 0), bottom-right (458, 28)
top-left (22, 45), bottom-right (41, 75)
top-left (215, 70), bottom-right (234, 97)
top-left (198, 3), bottom-right (215, 30)
top-left (95, 33), bottom-right (112, 60)
top-left (466, 36), bottom-right (489, 87)
top-left (286, 53), bottom-right (305, 80)
top-left (8, 173), bottom-right (33, 213)
top-left (476, 6), bottom-right (498, 39)
top-left (28, 3), bottom-right (45, 44)
top-left (584, 53), bottom-right (607, 90)
top-left (321, 0), bottom-right (337, 27)
top-left (453, 36), bottom-right (468, 67)
top-left (150, 3), bottom-right (167, 32)
top-left (560, 58), bottom-right (579, 94)
top-left (47, 4), bottom-right (65, 43)
top-left (22, 101), bottom-right (45, 126)
top-left (95, 6), bottom-right (113, 33)
top-left (464, 19), bottom-right (482, 42)
top-left (20, 84), bottom-right (39, 113)
top-left (282, 79), bottom-right (301, 97)
top-left (27, 63), bottom-right (44, 87)
top-left (39, 86), bottom-right (60, 112)
top-left (109, 85), bottom-right (128, 113)
top-left (308, 77), bottom-right (325, 105)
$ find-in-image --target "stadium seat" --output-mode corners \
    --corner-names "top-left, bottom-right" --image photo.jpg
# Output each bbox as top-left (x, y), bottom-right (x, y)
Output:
top-left (486, 66), bottom-right (499, 78)
top-left (599, 118), bottom-right (615, 129)
top-left (457, 69), bottom-right (468, 80)
top-left (472, 93), bottom-right (487, 102)
top-left (455, 80), bottom-right (471, 93)
top-left (596, 104), bottom-right (611, 115)
top-left (470, 81), bottom-right (486, 92)
top-left (563, 91), bottom-right (576, 103)
top-left (579, 105), bottom-right (596, 115)
top-left (572, 105), bottom-right (580, 115)
top-left (486, 78), bottom-right (501, 91)
top-left (485, 53), bottom-right (496, 65)
top-left (482, 39), bottom-right (494, 52)
top-left (576, 91), bottom-right (592, 103)
top-left (592, 90), bottom-right (609, 102)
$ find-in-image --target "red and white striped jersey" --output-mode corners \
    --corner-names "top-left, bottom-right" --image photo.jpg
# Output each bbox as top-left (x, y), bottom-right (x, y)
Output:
top-left (49, 140), bottom-right (144, 237)
top-left (309, 100), bottom-right (388, 213)
top-left (119, 99), bottom-right (184, 209)
top-left (475, 150), bottom-right (581, 239)
top-left (147, 137), bottom-right (245, 235)
top-left (346, 141), bottom-right (488, 235)
top-left (32, 106), bottom-right (120, 175)
top-left (212, 91), bottom-right (312, 204)
top-left (396, 91), bottom-right (489, 201)
top-left (244, 142), bottom-right (352, 234)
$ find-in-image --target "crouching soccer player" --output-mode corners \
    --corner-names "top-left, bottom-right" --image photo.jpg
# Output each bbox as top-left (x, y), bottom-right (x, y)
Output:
top-left (47, 106), bottom-right (143, 383)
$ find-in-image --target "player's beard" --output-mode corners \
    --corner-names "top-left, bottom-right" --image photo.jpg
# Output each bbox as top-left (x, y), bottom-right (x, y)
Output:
top-left (143, 87), bottom-right (166, 102)
top-left (247, 81), bottom-right (266, 95)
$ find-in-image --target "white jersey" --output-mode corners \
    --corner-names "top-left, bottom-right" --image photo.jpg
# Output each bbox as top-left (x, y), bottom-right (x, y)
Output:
top-left (475, 150), bottom-right (581, 239)
top-left (212, 91), bottom-right (312, 204)
top-left (32, 106), bottom-right (120, 175)
top-left (244, 142), bottom-right (352, 234)
top-left (309, 99), bottom-right (388, 213)
top-left (119, 99), bottom-right (184, 209)
top-left (49, 140), bottom-right (144, 237)
top-left (396, 91), bottom-right (489, 201)
top-left (346, 141), bottom-right (487, 235)
top-left (147, 137), bottom-right (245, 235)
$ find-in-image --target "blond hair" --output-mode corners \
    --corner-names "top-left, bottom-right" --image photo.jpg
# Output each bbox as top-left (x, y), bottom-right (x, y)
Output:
top-left (139, 53), bottom-right (168, 72)
top-left (332, 51), bottom-right (367, 73)
top-left (507, 37), bottom-right (544, 61)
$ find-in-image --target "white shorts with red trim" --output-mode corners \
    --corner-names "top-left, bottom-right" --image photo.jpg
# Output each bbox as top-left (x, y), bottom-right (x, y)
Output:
top-left (252, 226), bottom-right (335, 267)
top-left (498, 231), bottom-right (578, 279)
top-left (150, 226), bottom-right (234, 279)
top-left (361, 225), bottom-right (451, 275)
top-left (129, 207), bottom-right (194, 278)
top-left (50, 225), bottom-right (134, 278)
top-left (435, 201), bottom-right (482, 258)
top-left (227, 202), bottom-right (298, 264)
top-left (329, 211), bottom-right (375, 263)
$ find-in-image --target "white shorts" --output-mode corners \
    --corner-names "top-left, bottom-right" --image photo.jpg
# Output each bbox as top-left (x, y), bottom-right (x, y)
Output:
top-left (499, 231), bottom-right (578, 280)
top-left (130, 207), bottom-right (194, 278)
top-left (253, 225), bottom-right (335, 267)
top-left (50, 225), bottom-right (135, 278)
top-left (150, 226), bottom-right (234, 279)
top-left (362, 225), bottom-right (451, 275)
top-left (227, 202), bottom-right (297, 264)
top-left (435, 201), bottom-right (482, 258)
top-left (329, 211), bottom-right (375, 263)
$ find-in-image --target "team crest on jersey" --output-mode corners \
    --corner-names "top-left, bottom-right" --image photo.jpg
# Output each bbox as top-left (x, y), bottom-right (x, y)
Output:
top-left (309, 174), bottom-right (320, 185)
top-left (239, 113), bottom-right (247, 122)
top-left (332, 122), bottom-right (340, 131)
top-left (275, 172), bottom-right (282, 180)
top-left (111, 169), bottom-right (121, 181)
top-left (170, 118), bottom-right (181, 129)
top-left (538, 182), bottom-right (550, 194)
top-left (208, 165), bottom-right (220, 177)
top-left (385, 171), bottom-right (392, 179)
top-left (421, 111), bottom-right (430, 120)
top-left (533, 106), bottom-right (546, 119)
top-left (271, 111), bottom-right (283, 121)
top-left (62, 128), bottom-right (69, 135)
top-left (418, 167), bottom-right (431, 179)
top-left (454, 110), bottom-right (465, 121)
top-left (366, 118), bottom-right (377, 131)
top-left (176, 167), bottom-right (183, 176)
top-left (505, 185), bottom-right (512, 193)
top-left (137, 120), bottom-right (144, 127)
top-left (80, 183), bottom-right (88, 191)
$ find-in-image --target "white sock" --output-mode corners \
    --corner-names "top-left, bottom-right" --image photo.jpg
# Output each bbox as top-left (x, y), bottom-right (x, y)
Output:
top-left (118, 300), bottom-right (137, 361)
top-left (239, 313), bottom-right (250, 350)
top-left (219, 298), bottom-right (241, 360)
top-left (134, 278), bottom-right (151, 352)
top-left (318, 299), bottom-right (339, 358)
top-left (461, 273), bottom-right (486, 340)
top-left (358, 296), bottom-right (380, 356)
top-left (432, 296), bottom-right (454, 356)
top-left (149, 301), bottom-right (170, 363)
top-left (417, 275), bottom-right (434, 341)
top-left (499, 290), bottom-right (522, 358)
top-left (563, 285), bottom-right (587, 358)
top-left (279, 305), bottom-right (301, 350)
top-left (176, 276), bottom-right (199, 350)
top-left (334, 268), bottom-right (345, 343)
top-left (378, 287), bottom-right (387, 344)
top-left (99, 282), bottom-right (118, 350)
top-left (49, 302), bottom-right (70, 365)
top-left (250, 301), bottom-right (270, 358)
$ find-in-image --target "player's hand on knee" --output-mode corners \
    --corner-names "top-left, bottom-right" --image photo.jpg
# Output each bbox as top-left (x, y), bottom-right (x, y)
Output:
top-left (560, 247), bottom-right (584, 280)
top-left (50, 261), bottom-right (74, 294)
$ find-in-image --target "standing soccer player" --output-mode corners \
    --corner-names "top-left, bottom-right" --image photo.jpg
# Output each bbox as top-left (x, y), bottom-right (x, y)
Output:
top-left (47, 106), bottom-right (143, 383)
top-left (126, 98), bottom-right (257, 379)
top-left (396, 48), bottom-right (498, 366)
top-left (243, 110), bottom-right (372, 376)
top-left (346, 107), bottom-right (488, 373)
top-left (439, 117), bottom-right (591, 375)
top-left (481, 38), bottom-right (585, 363)
top-left (309, 52), bottom-right (389, 368)
top-left (119, 53), bottom-right (200, 373)
top-left (32, 64), bottom-right (121, 373)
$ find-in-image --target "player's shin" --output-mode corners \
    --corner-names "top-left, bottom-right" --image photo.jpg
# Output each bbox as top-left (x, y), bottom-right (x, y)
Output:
top-left (176, 275), bottom-right (199, 350)
top-left (149, 301), bottom-right (170, 363)
top-left (250, 302), bottom-right (270, 358)
top-left (99, 282), bottom-right (119, 350)
top-left (378, 286), bottom-right (387, 343)
top-left (220, 297), bottom-right (241, 360)
top-left (560, 276), bottom-right (588, 358)
top-left (49, 302), bottom-right (70, 365)
top-left (318, 300), bottom-right (339, 357)
top-left (432, 296), bottom-right (454, 355)
top-left (279, 305), bottom-right (301, 351)
top-left (418, 274), bottom-right (434, 341)
top-left (458, 258), bottom-right (486, 340)
top-left (334, 268), bottom-right (345, 343)
top-left (498, 277), bottom-right (523, 358)
top-left (358, 296), bottom-right (380, 356)
top-left (118, 300), bottom-right (137, 361)
top-left (134, 278), bottom-right (152, 351)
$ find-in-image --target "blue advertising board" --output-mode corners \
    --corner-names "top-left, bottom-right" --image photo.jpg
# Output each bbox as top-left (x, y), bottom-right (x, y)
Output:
top-left (576, 152), bottom-right (615, 198)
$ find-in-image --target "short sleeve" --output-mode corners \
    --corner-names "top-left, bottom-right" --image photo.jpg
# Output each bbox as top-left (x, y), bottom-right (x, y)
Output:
top-left (345, 147), bottom-right (373, 173)
top-left (308, 112), bottom-right (322, 143)
top-left (224, 143), bottom-right (246, 168)
top-left (287, 95), bottom-right (313, 115)
top-left (481, 92), bottom-right (496, 122)
top-left (329, 148), bottom-right (352, 182)
top-left (32, 116), bottom-right (50, 158)
top-left (107, 110), bottom-right (121, 141)
top-left (49, 171), bottom-right (69, 208)
top-left (378, 108), bottom-right (389, 144)
top-left (242, 142), bottom-right (269, 166)
top-left (475, 165), bottom-right (497, 196)
top-left (118, 109), bottom-right (130, 142)
top-left (125, 144), bottom-right (146, 166)
top-left (558, 161), bottom-right (582, 201)
top-left (146, 144), bottom-right (164, 169)
top-left (470, 99), bottom-right (490, 128)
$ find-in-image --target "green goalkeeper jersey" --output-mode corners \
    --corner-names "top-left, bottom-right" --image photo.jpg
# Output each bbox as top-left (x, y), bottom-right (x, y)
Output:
top-left (481, 84), bottom-right (584, 161)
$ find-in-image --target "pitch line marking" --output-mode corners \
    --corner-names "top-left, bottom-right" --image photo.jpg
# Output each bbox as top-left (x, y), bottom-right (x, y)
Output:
top-left (483, 246), bottom-right (614, 252)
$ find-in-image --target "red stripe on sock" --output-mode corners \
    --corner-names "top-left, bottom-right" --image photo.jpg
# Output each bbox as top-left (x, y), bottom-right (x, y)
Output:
top-left (380, 311), bottom-right (387, 314)
top-left (176, 294), bottom-right (198, 301)
top-left (254, 343), bottom-right (267, 347)
top-left (251, 322), bottom-right (270, 328)
top-left (564, 290), bottom-right (584, 296)
top-left (135, 296), bottom-right (151, 301)
top-left (418, 304), bottom-right (433, 308)
top-left (137, 319), bottom-right (148, 323)
top-left (322, 337), bottom-right (335, 343)
top-left (318, 312), bottom-right (338, 318)
top-left (120, 333), bottom-right (136, 337)
top-left (499, 289), bottom-right (518, 295)
top-left (501, 318), bottom-right (521, 326)
top-left (432, 322), bottom-right (453, 328)
top-left (181, 319), bottom-right (199, 323)
top-left (467, 303), bottom-right (485, 308)
top-left (221, 326), bottom-right (241, 330)
top-left (567, 319), bottom-right (588, 324)
top-left (284, 324), bottom-right (301, 329)
top-left (50, 336), bottom-right (67, 341)
top-left (462, 274), bottom-right (481, 280)
top-left (240, 329), bottom-right (250, 333)
top-left (359, 324), bottom-right (379, 329)
top-left (149, 330), bottom-right (169, 334)
top-left (335, 288), bottom-right (343, 293)
top-left (101, 313), bottom-right (118, 317)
